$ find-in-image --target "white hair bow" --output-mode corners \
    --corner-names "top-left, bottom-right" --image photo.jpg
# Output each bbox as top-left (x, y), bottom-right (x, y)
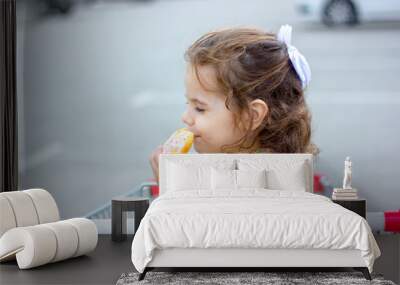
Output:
top-left (277, 24), bottom-right (311, 89)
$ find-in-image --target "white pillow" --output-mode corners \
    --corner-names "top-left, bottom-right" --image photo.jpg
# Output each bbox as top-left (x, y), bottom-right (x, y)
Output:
top-left (211, 168), bottom-right (268, 190)
top-left (236, 169), bottom-right (268, 189)
top-left (266, 162), bottom-right (308, 191)
top-left (237, 159), bottom-right (309, 192)
top-left (166, 161), bottom-right (211, 191)
top-left (211, 168), bottom-right (236, 190)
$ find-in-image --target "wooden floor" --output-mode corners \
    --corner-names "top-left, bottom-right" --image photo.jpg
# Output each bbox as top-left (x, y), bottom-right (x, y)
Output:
top-left (0, 235), bottom-right (134, 285)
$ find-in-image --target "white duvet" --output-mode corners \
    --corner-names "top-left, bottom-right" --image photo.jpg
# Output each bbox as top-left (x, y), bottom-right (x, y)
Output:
top-left (131, 189), bottom-right (380, 273)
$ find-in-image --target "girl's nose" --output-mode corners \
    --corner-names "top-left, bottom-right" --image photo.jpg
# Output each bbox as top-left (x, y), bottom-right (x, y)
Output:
top-left (181, 110), bottom-right (194, 127)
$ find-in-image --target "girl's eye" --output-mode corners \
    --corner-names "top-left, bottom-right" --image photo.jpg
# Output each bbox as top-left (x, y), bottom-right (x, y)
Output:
top-left (185, 101), bottom-right (205, 113)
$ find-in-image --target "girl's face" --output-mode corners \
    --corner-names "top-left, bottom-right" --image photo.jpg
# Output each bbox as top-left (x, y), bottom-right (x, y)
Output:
top-left (181, 64), bottom-right (247, 153)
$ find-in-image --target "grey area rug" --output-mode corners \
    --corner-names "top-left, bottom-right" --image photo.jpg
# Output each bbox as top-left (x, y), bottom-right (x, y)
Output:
top-left (116, 271), bottom-right (396, 285)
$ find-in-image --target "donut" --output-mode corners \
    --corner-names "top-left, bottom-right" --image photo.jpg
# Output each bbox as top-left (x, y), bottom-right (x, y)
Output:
top-left (163, 128), bottom-right (194, 154)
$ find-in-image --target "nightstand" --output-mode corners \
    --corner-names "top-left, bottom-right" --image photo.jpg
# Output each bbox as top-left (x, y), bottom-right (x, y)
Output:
top-left (111, 196), bottom-right (150, 242)
top-left (332, 198), bottom-right (366, 218)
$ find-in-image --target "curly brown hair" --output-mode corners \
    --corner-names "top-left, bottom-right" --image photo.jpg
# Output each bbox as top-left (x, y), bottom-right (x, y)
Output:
top-left (184, 27), bottom-right (318, 155)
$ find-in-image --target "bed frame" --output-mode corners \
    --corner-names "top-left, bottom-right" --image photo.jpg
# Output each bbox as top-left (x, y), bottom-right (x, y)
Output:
top-left (140, 248), bottom-right (371, 280)
top-left (138, 154), bottom-right (372, 281)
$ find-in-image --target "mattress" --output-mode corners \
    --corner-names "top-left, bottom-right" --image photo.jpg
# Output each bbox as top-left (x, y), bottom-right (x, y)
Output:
top-left (131, 189), bottom-right (381, 273)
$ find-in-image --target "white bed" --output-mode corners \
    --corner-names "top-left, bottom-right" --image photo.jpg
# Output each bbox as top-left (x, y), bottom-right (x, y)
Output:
top-left (131, 154), bottom-right (380, 281)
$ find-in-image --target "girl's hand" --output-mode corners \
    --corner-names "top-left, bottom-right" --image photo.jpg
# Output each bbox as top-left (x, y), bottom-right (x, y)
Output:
top-left (149, 145), bottom-right (163, 184)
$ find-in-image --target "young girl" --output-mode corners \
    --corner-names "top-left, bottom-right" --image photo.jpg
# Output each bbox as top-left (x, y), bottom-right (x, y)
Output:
top-left (150, 25), bottom-right (317, 182)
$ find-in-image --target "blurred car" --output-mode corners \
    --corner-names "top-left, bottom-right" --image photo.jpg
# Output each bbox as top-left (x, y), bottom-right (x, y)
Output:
top-left (296, 0), bottom-right (400, 26)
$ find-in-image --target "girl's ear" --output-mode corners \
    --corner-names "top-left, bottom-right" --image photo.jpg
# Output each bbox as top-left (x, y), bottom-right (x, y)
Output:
top-left (248, 99), bottom-right (268, 131)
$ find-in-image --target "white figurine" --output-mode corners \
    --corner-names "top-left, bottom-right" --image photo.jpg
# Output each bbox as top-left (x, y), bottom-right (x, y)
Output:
top-left (342, 156), bottom-right (352, 190)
